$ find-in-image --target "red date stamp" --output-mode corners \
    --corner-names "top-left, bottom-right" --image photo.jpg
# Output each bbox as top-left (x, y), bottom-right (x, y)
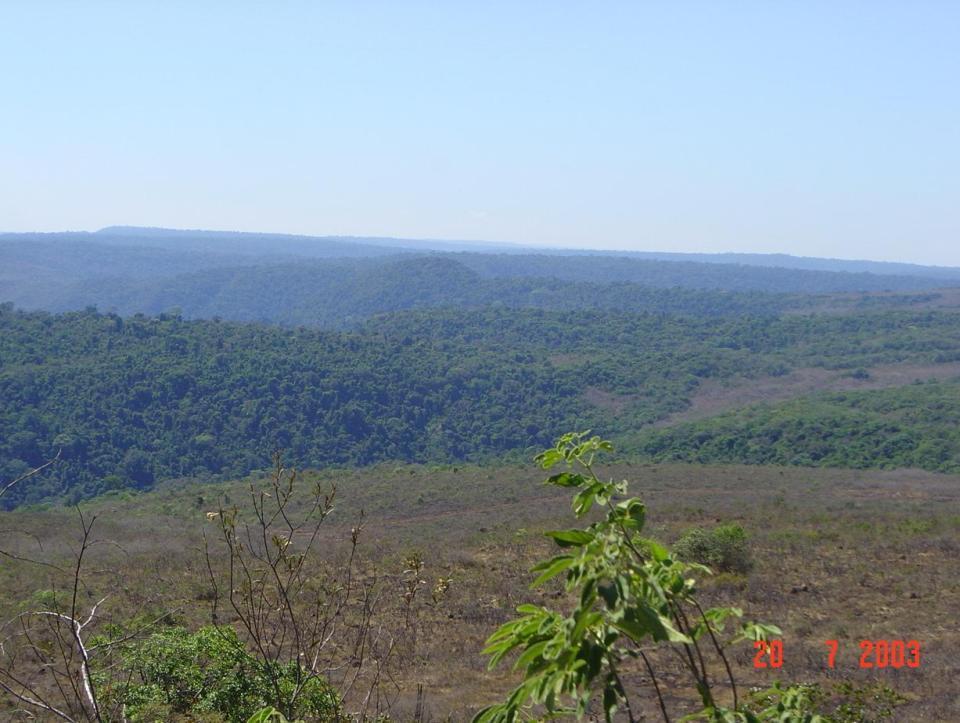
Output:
top-left (752, 639), bottom-right (921, 669)
top-left (752, 639), bottom-right (783, 668)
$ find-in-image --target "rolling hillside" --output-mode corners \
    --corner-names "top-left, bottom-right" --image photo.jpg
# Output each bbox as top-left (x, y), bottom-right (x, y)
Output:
top-left (5, 228), bottom-right (960, 328)
top-left (5, 303), bottom-right (960, 508)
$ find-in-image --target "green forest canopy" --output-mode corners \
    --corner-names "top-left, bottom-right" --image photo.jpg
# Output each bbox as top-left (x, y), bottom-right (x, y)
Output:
top-left (4, 303), bottom-right (960, 507)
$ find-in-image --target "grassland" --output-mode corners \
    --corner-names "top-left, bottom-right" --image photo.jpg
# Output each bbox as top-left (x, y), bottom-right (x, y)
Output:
top-left (2, 459), bottom-right (957, 720)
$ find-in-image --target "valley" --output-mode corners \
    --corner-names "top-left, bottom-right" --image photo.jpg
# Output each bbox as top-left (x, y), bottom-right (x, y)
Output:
top-left (3, 230), bottom-right (960, 720)
top-left (5, 3), bottom-right (959, 718)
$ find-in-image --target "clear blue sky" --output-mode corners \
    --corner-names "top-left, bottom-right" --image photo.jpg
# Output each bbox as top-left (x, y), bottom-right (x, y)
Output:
top-left (2, 2), bottom-right (958, 264)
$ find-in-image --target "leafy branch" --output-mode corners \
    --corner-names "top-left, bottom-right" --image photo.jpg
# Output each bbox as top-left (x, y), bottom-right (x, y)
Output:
top-left (474, 432), bottom-right (817, 723)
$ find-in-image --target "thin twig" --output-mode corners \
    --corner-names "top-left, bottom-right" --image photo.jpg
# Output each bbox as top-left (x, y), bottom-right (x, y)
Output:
top-left (0, 450), bottom-right (61, 501)
top-left (639, 649), bottom-right (671, 723)
top-left (692, 598), bottom-right (738, 711)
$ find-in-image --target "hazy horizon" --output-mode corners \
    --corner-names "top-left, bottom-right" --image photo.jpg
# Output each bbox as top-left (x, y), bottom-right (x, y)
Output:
top-left (2, 2), bottom-right (958, 266)
top-left (3, 223), bottom-right (960, 270)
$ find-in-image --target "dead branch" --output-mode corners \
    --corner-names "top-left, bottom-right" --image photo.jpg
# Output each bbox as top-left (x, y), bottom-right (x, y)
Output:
top-left (0, 450), bottom-right (61, 502)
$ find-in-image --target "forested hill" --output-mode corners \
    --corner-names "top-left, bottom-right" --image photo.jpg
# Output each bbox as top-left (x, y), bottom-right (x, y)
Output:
top-left (568, 250), bottom-right (960, 280)
top-left (0, 235), bottom-right (405, 313)
top-left (6, 228), bottom-right (960, 328)
top-left (5, 244), bottom-right (960, 328)
top-left (450, 253), bottom-right (960, 291)
top-left (29, 256), bottom-right (806, 326)
top-left (4, 304), bottom-right (960, 508)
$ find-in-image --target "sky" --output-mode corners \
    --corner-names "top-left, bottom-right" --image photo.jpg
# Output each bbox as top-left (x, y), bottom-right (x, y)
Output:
top-left (1, 2), bottom-right (958, 265)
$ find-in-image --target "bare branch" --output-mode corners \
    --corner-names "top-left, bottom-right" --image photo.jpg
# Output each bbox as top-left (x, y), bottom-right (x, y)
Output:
top-left (0, 450), bottom-right (61, 501)
top-left (0, 676), bottom-right (77, 722)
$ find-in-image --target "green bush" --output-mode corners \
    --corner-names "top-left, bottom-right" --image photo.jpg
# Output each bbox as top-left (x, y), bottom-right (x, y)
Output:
top-left (95, 626), bottom-right (339, 722)
top-left (674, 523), bottom-right (752, 574)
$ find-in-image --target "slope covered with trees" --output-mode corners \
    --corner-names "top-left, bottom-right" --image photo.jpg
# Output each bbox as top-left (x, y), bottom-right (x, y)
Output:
top-left (4, 303), bottom-right (960, 508)
top-left (633, 380), bottom-right (960, 472)
top-left (0, 306), bottom-right (585, 506)
top-left (452, 252), bottom-right (958, 292)
top-left (36, 256), bottom-right (807, 326)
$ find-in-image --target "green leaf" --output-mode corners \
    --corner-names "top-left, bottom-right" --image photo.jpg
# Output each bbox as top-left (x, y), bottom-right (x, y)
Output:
top-left (247, 709), bottom-right (290, 723)
top-left (616, 605), bottom-right (692, 644)
top-left (546, 472), bottom-right (587, 488)
top-left (477, 431), bottom-right (792, 723)
top-left (530, 554), bottom-right (575, 586)
top-left (615, 499), bottom-right (646, 530)
top-left (536, 448), bottom-right (564, 469)
top-left (734, 621), bottom-right (783, 642)
top-left (643, 538), bottom-right (671, 562)
top-left (515, 603), bottom-right (545, 615)
top-left (572, 481), bottom-right (605, 516)
top-left (514, 640), bottom-right (549, 671)
top-left (471, 703), bottom-right (515, 723)
top-left (545, 529), bottom-right (594, 547)
top-left (570, 607), bottom-right (601, 642)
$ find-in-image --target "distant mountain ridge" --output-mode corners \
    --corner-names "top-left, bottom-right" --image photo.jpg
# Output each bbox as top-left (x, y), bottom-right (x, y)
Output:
top-left (93, 226), bottom-right (960, 278)
top-left (3, 225), bottom-right (958, 278)
top-left (3, 226), bottom-right (960, 327)
top-left (94, 226), bottom-right (524, 254)
top-left (600, 250), bottom-right (960, 280)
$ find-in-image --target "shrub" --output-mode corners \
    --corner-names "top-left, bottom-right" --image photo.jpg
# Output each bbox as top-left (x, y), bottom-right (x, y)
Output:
top-left (0, 456), bottom-right (425, 722)
top-left (96, 626), bottom-right (340, 722)
top-left (675, 523), bottom-right (753, 574)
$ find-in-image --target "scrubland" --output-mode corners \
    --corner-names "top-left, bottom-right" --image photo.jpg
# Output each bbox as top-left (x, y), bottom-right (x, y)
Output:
top-left (2, 460), bottom-right (956, 720)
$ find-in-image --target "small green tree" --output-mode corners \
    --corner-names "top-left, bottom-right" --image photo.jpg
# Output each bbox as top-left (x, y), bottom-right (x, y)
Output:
top-left (474, 432), bottom-right (817, 723)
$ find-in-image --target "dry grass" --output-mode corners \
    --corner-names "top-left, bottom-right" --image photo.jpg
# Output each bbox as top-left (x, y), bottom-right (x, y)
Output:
top-left (2, 462), bottom-right (958, 720)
